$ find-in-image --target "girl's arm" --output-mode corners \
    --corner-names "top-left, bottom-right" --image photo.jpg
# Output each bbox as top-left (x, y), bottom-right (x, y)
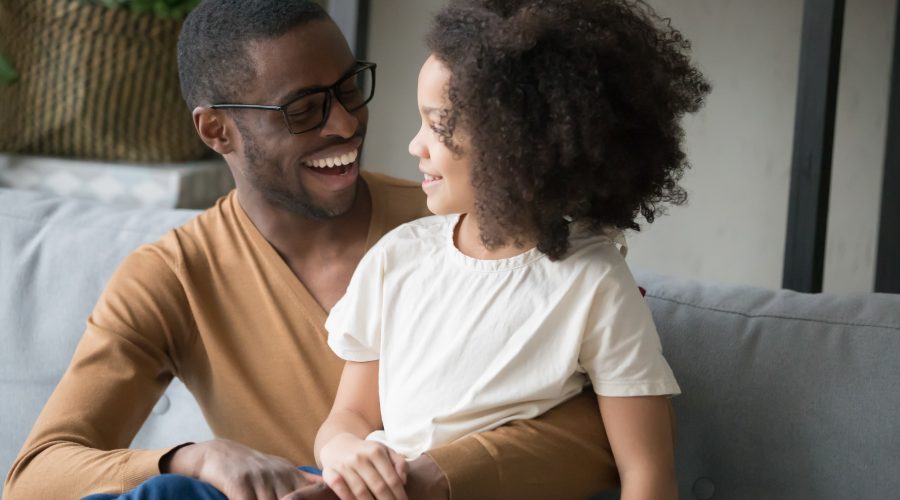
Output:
top-left (598, 395), bottom-right (678, 500)
top-left (315, 360), bottom-right (408, 500)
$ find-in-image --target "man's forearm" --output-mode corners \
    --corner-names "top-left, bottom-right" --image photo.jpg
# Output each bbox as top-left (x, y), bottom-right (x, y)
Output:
top-left (405, 454), bottom-right (450, 500)
top-left (426, 390), bottom-right (618, 500)
top-left (5, 441), bottom-right (172, 499)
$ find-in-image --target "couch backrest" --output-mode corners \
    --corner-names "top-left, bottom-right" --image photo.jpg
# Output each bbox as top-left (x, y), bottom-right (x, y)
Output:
top-left (635, 271), bottom-right (900, 500)
top-left (0, 188), bottom-right (213, 496)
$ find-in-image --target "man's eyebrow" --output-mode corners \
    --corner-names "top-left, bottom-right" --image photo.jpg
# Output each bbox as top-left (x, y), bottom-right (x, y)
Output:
top-left (276, 61), bottom-right (358, 104)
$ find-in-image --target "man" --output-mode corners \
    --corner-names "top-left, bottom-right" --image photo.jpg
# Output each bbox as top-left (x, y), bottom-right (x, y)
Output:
top-left (4, 1), bottom-right (619, 499)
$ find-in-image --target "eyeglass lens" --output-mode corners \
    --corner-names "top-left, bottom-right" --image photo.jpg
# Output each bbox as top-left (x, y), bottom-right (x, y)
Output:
top-left (284, 65), bottom-right (374, 134)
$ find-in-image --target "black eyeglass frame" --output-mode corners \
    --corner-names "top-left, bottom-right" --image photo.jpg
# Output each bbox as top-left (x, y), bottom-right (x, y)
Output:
top-left (209, 61), bottom-right (377, 135)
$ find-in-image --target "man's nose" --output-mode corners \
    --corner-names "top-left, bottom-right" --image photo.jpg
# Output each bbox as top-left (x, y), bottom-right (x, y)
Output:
top-left (320, 96), bottom-right (360, 138)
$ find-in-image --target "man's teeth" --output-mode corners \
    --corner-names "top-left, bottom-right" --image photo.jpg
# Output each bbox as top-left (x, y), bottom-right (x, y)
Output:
top-left (424, 174), bottom-right (442, 181)
top-left (305, 149), bottom-right (358, 168)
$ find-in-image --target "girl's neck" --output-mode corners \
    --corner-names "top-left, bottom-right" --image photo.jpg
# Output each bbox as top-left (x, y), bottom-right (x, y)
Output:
top-left (454, 212), bottom-right (536, 260)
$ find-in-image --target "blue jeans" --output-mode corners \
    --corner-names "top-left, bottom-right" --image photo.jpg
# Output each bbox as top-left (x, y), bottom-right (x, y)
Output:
top-left (81, 467), bottom-right (323, 500)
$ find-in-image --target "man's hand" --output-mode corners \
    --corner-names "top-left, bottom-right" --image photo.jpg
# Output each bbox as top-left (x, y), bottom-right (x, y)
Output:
top-left (161, 438), bottom-right (323, 500)
top-left (319, 433), bottom-right (408, 500)
top-left (404, 454), bottom-right (449, 500)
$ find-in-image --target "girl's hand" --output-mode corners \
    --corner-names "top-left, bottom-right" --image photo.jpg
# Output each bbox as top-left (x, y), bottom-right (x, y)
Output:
top-left (319, 433), bottom-right (409, 500)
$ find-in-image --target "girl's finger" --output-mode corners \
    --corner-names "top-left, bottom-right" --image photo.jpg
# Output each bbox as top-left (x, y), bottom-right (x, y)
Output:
top-left (323, 468), bottom-right (359, 500)
top-left (353, 458), bottom-right (396, 500)
top-left (338, 466), bottom-right (375, 500)
top-left (388, 449), bottom-right (409, 484)
top-left (371, 449), bottom-right (407, 500)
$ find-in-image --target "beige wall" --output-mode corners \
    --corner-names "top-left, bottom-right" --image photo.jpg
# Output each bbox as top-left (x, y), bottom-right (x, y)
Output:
top-left (363, 0), bottom-right (896, 292)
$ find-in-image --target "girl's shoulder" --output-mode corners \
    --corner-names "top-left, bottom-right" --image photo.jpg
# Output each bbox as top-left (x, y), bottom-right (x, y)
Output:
top-left (558, 226), bottom-right (634, 281)
top-left (567, 225), bottom-right (627, 258)
top-left (376, 213), bottom-right (455, 253)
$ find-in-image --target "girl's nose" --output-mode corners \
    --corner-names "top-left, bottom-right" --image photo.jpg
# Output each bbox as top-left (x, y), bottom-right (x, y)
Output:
top-left (409, 128), bottom-right (428, 158)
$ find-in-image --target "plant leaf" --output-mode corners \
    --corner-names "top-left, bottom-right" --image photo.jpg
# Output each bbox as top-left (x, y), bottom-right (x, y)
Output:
top-left (79, 0), bottom-right (200, 19)
top-left (0, 54), bottom-right (18, 85)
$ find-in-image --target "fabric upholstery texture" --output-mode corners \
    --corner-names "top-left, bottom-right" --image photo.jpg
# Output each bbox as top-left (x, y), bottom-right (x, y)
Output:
top-left (633, 271), bottom-right (900, 500)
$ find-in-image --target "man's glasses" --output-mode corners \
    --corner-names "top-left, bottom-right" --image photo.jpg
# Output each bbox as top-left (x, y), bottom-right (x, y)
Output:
top-left (210, 61), bottom-right (376, 135)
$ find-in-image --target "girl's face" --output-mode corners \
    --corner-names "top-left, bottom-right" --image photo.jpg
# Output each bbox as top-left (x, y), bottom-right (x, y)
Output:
top-left (409, 55), bottom-right (476, 216)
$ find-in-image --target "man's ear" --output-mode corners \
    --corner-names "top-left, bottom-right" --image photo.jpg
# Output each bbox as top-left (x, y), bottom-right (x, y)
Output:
top-left (193, 107), bottom-right (236, 155)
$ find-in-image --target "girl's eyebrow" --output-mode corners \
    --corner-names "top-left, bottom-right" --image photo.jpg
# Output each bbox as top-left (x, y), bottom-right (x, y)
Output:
top-left (421, 106), bottom-right (442, 116)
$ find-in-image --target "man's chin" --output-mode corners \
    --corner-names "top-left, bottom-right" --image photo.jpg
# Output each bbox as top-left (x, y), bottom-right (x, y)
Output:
top-left (265, 187), bottom-right (358, 220)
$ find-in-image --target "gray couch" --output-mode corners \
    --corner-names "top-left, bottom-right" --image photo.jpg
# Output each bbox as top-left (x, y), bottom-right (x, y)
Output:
top-left (2, 187), bottom-right (899, 500)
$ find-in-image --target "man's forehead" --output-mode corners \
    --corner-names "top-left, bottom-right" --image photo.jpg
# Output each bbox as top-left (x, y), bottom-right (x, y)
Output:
top-left (244, 19), bottom-right (355, 100)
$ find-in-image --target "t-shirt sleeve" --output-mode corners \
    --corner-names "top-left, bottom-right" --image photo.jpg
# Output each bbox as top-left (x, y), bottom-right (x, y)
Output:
top-left (579, 258), bottom-right (681, 397)
top-left (325, 242), bottom-right (385, 362)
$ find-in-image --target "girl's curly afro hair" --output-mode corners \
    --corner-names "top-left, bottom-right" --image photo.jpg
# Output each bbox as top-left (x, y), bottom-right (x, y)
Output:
top-left (426, 0), bottom-right (711, 260)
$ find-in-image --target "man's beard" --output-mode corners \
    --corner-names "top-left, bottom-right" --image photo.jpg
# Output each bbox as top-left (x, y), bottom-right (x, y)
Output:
top-left (240, 126), bottom-right (358, 220)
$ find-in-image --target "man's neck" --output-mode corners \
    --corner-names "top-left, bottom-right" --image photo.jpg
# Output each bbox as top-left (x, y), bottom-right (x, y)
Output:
top-left (236, 180), bottom-right (372, 264)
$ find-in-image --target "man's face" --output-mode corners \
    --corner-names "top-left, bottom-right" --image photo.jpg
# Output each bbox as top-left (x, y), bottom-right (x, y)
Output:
top-left (232, 19), bottom-right (367, 219)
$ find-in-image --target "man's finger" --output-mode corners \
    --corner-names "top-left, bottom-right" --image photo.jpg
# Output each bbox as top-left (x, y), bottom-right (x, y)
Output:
top-left (275, 474), bottom-right (303, 499)
top-left (279, 481), bottom-right (336, 500)
top-left (227, 477), bottom-right (257, 500)
top-left (253, 480), bottom-right (279, 500)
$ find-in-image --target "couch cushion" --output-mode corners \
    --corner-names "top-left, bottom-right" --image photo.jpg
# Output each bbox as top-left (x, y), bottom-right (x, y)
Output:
top-left (0, 188), bottom-right (214, 490)
top-left (636, 271), bottom-right (900, 500)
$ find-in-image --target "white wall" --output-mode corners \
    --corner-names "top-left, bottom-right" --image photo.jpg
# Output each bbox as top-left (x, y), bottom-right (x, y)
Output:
top-left (364, 0), bottom-right (896, 292)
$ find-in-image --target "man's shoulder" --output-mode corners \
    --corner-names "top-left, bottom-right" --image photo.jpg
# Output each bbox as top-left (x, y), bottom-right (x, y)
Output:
top-left (138, 191), bottom-right (239, 270)
top-left (363, 170), bottom-right (430, 227)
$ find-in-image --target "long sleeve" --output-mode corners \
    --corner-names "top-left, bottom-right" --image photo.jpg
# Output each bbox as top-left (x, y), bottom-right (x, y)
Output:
top-left (4, 244), bottom-right (195, 499)
top-left (426, 389), bottom-right (618, 500)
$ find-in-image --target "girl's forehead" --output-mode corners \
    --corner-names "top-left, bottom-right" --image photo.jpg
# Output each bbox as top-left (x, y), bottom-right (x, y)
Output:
top-left (418, 55), bottom-right (452, 105)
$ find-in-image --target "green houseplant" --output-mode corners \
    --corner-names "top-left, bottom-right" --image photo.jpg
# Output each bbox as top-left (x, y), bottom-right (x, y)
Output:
top-left (81, 0), bottom-right (200, 19)
top-left (0, 54), bottom-right (17, 85)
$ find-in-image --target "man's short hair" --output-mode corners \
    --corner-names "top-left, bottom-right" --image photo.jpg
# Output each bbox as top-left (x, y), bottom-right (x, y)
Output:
top-left (177, 0), bottom-right (328, 109)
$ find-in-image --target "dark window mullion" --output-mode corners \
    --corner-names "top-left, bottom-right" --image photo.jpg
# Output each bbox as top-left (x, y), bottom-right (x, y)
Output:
top-left (782, 0), bottom-right (846, 292)
top-left (875, 3), bottom-right (900, 294)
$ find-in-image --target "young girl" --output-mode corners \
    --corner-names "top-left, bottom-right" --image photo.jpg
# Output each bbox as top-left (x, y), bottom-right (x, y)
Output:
top-left (315, 1), bottom-right (710, 498)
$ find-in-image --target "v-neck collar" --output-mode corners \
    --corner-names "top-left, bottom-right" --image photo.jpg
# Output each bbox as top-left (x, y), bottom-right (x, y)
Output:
top-left (232, 171), bottom-right (387, 328)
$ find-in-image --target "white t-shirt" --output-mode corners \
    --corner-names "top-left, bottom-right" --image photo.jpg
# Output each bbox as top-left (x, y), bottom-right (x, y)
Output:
top-left (326, 214), bottom-right (680, 459)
